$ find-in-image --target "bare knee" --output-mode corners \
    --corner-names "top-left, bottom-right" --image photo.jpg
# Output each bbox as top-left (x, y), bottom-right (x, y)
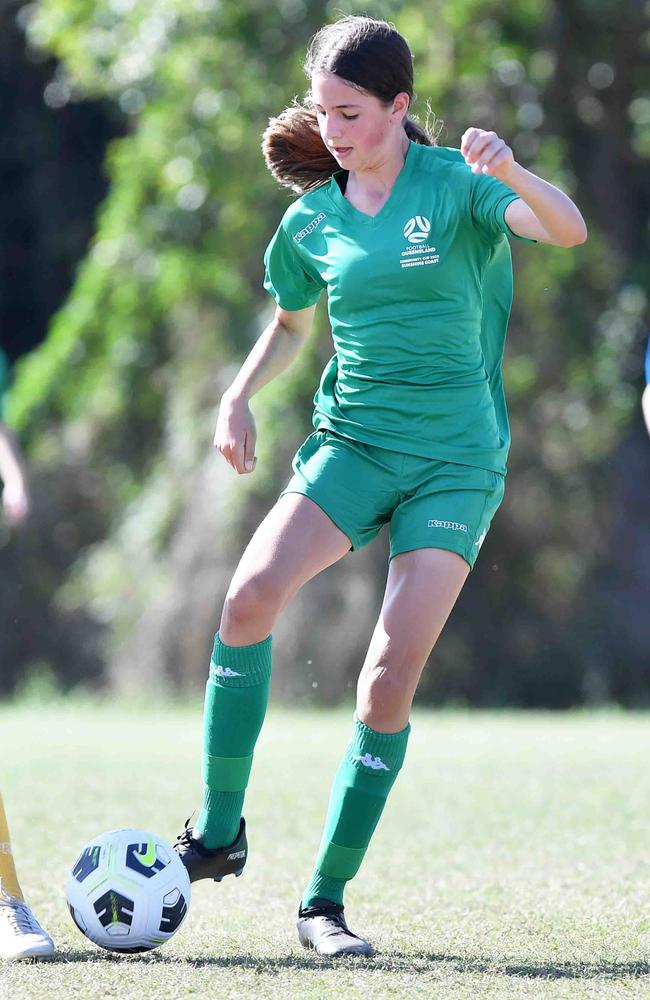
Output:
top-left (357, 642), bottom-right (428, 732)
top-left (359, 659), bottom-right (406, 706)
top-left (220, 573), bottom-right (284, 645)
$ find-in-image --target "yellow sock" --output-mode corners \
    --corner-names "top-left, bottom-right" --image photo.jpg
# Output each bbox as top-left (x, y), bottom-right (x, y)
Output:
top-left (0, 793), bottom-right (24, 900)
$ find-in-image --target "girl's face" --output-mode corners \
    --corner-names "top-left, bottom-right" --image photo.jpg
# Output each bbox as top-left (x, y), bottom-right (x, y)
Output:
top-left (310, 71), bottom-right (409, 172)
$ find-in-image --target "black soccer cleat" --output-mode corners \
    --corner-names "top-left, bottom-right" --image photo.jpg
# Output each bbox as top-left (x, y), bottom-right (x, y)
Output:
top-left (174, 817), bottom-right (247, 884)
top-left (297, 900), bottom-right (372, 958)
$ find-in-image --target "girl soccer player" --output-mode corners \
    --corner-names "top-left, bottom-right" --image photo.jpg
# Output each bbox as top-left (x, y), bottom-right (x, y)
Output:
top-left (175, 16), bottom-right (587, 957)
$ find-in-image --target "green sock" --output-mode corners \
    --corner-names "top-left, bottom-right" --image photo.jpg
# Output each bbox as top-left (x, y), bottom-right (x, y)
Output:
top-left (196, 632), bottom-right (272, 849)
top-left (302, 715), bottom-right (410, 909)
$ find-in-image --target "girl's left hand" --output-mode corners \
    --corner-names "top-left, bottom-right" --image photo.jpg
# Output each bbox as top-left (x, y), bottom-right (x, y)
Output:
top-left (461, 127), bottom-right (516, 182)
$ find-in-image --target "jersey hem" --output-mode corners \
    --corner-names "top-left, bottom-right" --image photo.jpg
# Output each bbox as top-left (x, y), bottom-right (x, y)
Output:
top-left (314, 418), bottom-right (509, 477)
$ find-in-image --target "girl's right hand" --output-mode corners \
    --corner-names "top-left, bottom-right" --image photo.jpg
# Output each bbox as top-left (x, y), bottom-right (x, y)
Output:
top-left (214, 391), bottom-right (258, 474)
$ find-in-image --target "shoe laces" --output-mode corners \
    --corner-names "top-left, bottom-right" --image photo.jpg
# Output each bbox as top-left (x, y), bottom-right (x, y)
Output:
top-left (301, 902), bottom-right (352, 937)
top-left (175, 824), bottom-right (194, 850)
top-left (0, 899), bottom-right (43, 936)
top-left (321, 911), bottom-right (351, 938)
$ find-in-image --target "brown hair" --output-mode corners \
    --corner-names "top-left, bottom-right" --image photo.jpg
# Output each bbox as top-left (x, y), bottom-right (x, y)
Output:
top-left (262, 16), bottom-right (440, 194)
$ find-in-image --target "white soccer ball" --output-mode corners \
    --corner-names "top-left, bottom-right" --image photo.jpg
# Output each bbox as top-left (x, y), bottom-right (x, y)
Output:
top-left (66, 829), bottom-right (191, 953)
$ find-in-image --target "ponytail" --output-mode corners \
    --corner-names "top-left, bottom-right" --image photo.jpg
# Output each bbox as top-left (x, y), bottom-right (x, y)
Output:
top-left (262, 103), bottom-right (335, 195)
top-left (262, 101), bottom-right (441, 195)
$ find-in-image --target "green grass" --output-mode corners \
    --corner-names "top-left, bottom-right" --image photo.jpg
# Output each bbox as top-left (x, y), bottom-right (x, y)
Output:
top-left (1, 703), bottom-right (649, 999)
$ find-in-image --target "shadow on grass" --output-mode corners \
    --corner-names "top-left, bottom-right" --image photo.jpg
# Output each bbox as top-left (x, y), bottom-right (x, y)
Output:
top-left (51, 949), bottom-right (650, 980)
top-left (414, 954), bottom-right (650, 981)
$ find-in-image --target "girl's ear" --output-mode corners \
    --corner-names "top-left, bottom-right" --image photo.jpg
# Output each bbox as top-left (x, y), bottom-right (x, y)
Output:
top-left (392, 91), bottom-right (410, 122)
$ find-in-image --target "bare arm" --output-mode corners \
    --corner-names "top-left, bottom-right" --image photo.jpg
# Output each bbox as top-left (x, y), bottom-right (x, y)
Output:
top-left (0, 423), bottom-right (31, 525)
top-left (461, 127), bottom-right (588, 247)
top-left (216, 304), bottom-right (317, 474)
top-left (502, 167), bottom-right (587, 246)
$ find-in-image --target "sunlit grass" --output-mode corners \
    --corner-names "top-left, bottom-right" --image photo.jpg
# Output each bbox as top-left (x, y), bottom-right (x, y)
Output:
top-left (1, 703), bottom-right (649, 998)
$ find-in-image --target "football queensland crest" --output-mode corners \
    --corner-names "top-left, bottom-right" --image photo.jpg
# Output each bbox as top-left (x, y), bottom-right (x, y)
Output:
top-left (403, 215), bottom-right (431, 244)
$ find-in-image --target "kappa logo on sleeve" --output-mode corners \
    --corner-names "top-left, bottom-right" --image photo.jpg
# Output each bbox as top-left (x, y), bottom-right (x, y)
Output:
top-left (293, 213), bottom-right (326, 243)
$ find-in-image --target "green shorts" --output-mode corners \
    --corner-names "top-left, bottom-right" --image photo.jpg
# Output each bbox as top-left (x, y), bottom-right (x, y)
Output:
top-left (281, 429), bottom-right (505, 569)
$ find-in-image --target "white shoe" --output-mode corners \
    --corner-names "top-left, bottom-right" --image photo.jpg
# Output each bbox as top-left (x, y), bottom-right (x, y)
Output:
top-left (0, 889), bottom-right (55, 961)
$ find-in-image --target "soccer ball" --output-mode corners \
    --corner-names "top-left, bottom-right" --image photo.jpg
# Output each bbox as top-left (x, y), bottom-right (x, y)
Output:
top-left (66, 829), bottom-right (191, 953)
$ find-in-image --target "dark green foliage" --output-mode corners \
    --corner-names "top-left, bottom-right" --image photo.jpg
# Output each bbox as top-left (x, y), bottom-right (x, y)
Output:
top-left (1, 0), bottom-right (648, 704)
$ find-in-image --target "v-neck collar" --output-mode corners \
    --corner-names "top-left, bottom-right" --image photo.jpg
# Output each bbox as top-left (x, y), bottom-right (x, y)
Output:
top-left (327, 140), bottom-right (417, 226)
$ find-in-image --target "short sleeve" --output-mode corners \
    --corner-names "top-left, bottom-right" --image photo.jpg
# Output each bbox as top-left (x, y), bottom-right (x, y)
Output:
top-left (263, 223), bottom-right (324, 311)
top-left (470, 172), bottom-right (536, 244)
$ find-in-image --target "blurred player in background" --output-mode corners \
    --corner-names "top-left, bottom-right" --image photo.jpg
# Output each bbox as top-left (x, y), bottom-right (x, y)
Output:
top-left (0, 797), bottom-right (54, 961)
top-left (642, 335), bottom-right (650, 436)
top-left (0, 349), bottom-right (30, 528)
top-left (0, 347), bottom-right (54, 961)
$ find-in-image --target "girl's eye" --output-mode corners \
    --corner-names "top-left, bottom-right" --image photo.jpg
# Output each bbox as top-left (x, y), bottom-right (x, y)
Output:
top-left (314, 110), bottom-right (358, 121)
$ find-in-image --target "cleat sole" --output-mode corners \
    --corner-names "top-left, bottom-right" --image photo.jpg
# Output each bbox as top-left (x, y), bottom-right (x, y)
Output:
top-left (213, 869), bottom-right (243, 884)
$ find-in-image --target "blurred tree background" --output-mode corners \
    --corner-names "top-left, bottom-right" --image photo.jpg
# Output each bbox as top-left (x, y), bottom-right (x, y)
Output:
top-left (0, 0), bottom-right (648, 706)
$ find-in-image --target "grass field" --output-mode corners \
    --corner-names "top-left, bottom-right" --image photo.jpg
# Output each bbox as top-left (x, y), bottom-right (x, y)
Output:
top-left (0, 702), bottom-right (649, 999)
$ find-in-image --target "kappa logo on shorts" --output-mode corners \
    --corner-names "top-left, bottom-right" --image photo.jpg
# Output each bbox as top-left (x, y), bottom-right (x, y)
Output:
top-left (427, 519), bottom-right (468, 532)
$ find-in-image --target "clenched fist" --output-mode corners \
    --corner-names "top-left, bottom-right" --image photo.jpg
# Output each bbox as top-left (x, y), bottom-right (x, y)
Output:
top-left (461, 127), bottom-right (516, 183)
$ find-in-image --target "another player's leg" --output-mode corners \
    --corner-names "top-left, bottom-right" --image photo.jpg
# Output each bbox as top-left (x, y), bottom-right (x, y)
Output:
top-left (175, 493), bottom-right (351, 882)
top-left (297, 548), bottom-right (469, 957)
top-left (0, 793), bottom-right (54, 962)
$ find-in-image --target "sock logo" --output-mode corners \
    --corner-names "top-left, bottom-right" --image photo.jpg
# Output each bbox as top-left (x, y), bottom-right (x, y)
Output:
top-left (213, 664), bottom-right (242, 678)
top-left (352, 753), bottom-right (390, 771)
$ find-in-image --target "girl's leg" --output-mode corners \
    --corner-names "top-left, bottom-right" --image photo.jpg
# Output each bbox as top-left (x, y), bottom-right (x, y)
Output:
top-left (0, 794), bottom-right (23, 901)
top-left (356, 547), bottom-right (471, 732)
top-left (0, 794), bottom-right (54, 961)
top-left (191, 493), bottom-right (351, 855)
top-left (299, 549), bottom-right (469, 952)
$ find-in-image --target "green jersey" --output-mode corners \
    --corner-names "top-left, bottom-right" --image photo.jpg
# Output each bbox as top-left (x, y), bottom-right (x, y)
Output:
top-left (263, 141), bottom-right (534, 475)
